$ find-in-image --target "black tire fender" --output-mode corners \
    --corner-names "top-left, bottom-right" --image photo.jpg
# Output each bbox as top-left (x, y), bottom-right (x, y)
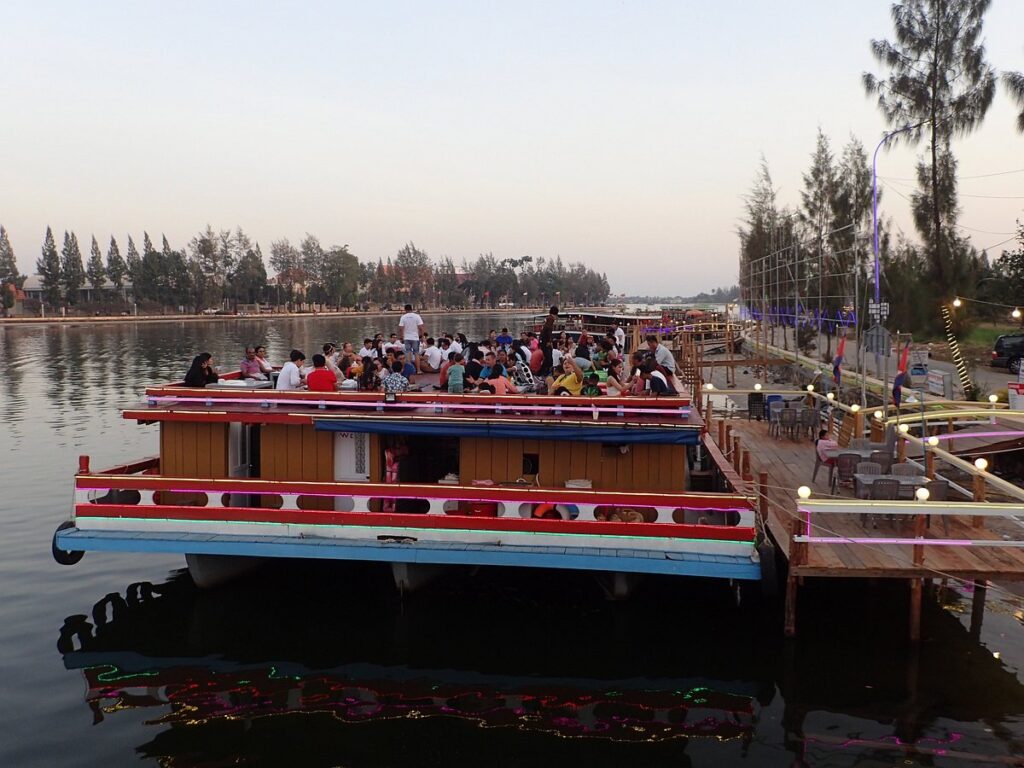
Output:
top-left (52, 521), bottom-right (84, 566)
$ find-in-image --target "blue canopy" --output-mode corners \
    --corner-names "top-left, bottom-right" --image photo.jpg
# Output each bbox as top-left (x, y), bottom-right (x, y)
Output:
top-left (314, 418), bottom-right (700, 445)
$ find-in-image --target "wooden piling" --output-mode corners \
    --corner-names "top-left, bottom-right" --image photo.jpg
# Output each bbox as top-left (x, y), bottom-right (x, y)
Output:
top-left (718, 420), bottom-right (726, 453)
top-left (970, 579), bottom-right (987, 639)
top-left (784, 518), bottom-right (803, 638)
top-left (741, 449), bottom-right (751, 482)
top-left (909, 514), bottom-right (926, 642)
top-left (925, 448), bottom-right (935, 480)
top-left (732, 435), bottom-right (742, 473)
top-left (757, 471), bottom-right (769, 528)
top-left (972, 474), bottom-right (986, 529)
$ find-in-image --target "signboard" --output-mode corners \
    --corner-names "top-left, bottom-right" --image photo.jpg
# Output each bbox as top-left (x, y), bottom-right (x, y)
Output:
top-left (1009, 382), bottom-right (1024, 411)
top-left (864, 324), bottom-right (892, 357)
top-left (926, 370), bottom-right (953, 399)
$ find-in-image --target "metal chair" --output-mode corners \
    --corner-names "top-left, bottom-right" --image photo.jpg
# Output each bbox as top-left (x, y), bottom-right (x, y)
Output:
top-left (870, 477), bottom-right (900, 501)
top-left (799, 407), bottom-right (819, 439)
top-left (768, 401), bottom-right (784, 437)
top-left (780, 408), bottom-right (798, 440)
top-left (892, 464), bottom-right (922, 477)
top-left (869, 450), bottom-right (892, 473)
top-left (831, 452), bottom-right (860, 494)
top-left (855, 462), bottom-right (881, 499)
top-left (747, 392), bottom-right (766, 421)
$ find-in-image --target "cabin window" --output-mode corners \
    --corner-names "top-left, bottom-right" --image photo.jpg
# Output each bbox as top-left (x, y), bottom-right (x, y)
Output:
top-left (522, 453), bottom-right (539, 476)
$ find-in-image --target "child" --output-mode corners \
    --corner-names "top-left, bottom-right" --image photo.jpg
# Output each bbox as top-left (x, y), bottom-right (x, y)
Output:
top-left (447, 353), bottom-right (465, 394)
top-left (581, 372), bottom-right (603, 397)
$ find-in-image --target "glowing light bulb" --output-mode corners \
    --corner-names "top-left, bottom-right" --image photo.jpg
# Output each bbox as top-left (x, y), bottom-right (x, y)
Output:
top-left (989, 394), bottom-right (998, 404)
top-left (898, 423), bottom-right (910, 434)
top-left (915, 487), bottom-right (930, 502)
top-left (797, 485), bottom-right (812, 500)
top-left (974, 458), bottom-right (988, 471)
top-left (927, 436), bottom-right (939, 447)
top-left (850, 404), bottom-right (860, 412)
top-left (826, 392), bottom-right (835, 401)
top-left (704, 383), bottom-right (715, 391)
top-left (1013, 308), bottom-right (1021, 320)
top-left (952, 297), bottom-right (962, 308)
top-left (754, 383), bottom-right (762, 391)
top-left (874, 410), bottom-right (883, 420)
top-left (806, 384), bottom-right (814, 392)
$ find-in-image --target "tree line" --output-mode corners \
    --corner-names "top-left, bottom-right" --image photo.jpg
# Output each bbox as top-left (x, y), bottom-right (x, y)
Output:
top-left (0, 224), bottom-right (609, 314)
top-left (739, 0), bottom-right (1024, 340)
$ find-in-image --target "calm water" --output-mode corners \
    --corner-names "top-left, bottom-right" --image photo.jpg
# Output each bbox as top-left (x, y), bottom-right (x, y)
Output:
top-left (2, 314), bottom-right (1023, 767)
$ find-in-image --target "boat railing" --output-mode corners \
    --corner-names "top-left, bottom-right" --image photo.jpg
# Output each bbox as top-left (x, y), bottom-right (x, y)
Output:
top-left (73, 471), bottom-right (756, 532)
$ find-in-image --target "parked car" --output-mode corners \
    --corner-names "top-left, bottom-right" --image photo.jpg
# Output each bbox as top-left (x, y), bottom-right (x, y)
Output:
top-left (991, 333), bottom-right (1024, 375)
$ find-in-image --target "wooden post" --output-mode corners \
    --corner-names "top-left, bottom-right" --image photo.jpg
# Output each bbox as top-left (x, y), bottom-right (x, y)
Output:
top-left (925, 448), bottom-right (935, 479)
top-left (784, 518), bottom-right (803, 638)
top-left (970, 579), bottom-right (987, 639)
top-left (757, 471), bottom-right (769, 528)
top-left (718, 420), bottom-right (727, 452)
top-left (854, 409), bottom-right (865, 441)
top-left (741, 449), bottom-right (751, 482)
top-left (732, 435), bottom-right (742, 473)
top-left (912, 513), bottom-right (926, 567)
top-left (909, 578), bottom-right (923, 642)
top-left (972, 474), bottom-right (986, 529)
top-left (897, 435), bottom-right (907, 463)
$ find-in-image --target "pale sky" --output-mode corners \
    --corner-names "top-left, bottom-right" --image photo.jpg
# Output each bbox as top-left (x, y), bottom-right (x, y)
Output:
top-left (1, 1), bottom-right (1022, 295)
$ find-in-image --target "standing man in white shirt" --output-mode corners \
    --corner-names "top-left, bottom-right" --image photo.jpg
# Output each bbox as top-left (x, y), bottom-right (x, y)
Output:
top-left (398, 304), bottom-right (425, 374)
top-left (275, 349), bottom-right (306, 390)
top-left (611, 321), bottom-right (626, 351)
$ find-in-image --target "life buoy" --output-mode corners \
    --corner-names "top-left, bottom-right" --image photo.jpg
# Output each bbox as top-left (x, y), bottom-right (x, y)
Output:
top-left (52, 521), bottom-right (84, 566)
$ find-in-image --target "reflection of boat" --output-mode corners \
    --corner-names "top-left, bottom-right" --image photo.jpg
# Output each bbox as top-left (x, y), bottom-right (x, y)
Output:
top-left (57, 577), bottom-right (760, 750)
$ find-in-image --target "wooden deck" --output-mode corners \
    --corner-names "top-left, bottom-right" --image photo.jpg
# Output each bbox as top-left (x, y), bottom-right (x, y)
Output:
top-left (720, 414), bottom-right (1024, 581)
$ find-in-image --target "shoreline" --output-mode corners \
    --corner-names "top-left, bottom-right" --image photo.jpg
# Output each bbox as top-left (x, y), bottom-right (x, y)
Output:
top-left (0, 307), bottom-right (540, 329)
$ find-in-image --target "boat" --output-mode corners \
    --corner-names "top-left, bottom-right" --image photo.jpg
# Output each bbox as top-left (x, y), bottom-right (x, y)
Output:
top-left (524, 309), bottom-right (667, 352)
top-left (52, 367), bottom-right (762, 593)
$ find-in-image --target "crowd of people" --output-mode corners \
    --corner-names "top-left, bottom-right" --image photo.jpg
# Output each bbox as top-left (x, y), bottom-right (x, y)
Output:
top-left (185, 305), bottom-right (683, 396)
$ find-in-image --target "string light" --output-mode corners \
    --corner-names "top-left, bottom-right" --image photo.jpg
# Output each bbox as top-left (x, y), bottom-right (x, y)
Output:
top-left (826, 392), bottom-right (835, 401)
top-left (974, 458), bottom-right (988, 471)
top-left (952, 297), bottom-right (962, 308)
top-left (753, 383), bottom-right (762, 391)
top-left (899, 423), bottom-right (910, 434)
top-left (927, 436), bottom-right (939, 447)
top-left (874, 410), bottom-right (883, 420)
top-left (850, 404), bottom-right (860, 412)
top-left (806, 384), bottom-right (814, 393)
top-left (797, 486), bottom-right (812, 500)
top-left (915, 487), bottom-right (930, 502)
top-left (1013, 308), bottom-right (1022, 320)
top-left (989, 394), bottom-right (999, 404)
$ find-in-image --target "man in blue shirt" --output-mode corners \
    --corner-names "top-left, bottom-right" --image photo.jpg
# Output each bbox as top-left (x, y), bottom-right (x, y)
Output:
top-left (496, 327), bottom-right (514, 348)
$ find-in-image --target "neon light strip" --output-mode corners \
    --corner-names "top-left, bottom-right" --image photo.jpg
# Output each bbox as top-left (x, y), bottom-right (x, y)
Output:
top-left (80, 515), bottom-right (756, 545)
top-left (795, 536), bottom-right (1024, 547)
top-left (930, 430), bottom-right (1024, 441)
top-left (797, 501), bottom-right (1021, 515)
top-left (81, 485), bottom-right (749, 514)
top-left (146, 394), bottom-right (691, 418)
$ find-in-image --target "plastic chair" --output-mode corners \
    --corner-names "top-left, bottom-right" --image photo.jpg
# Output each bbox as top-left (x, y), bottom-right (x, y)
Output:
top-left (869, 450), bottom-right (892, 473)
top-left (768, 400), bottom-right (784, 437)
top-left (747, 392), bottom-right (766, 421)
top-left (780, 408), bottom-right (798, 440)
top-left (870, 477), bottom-right (900, 501)
top-left (831, 452), bottom-right (860, 494)
top-left (924, 478), bottom-right (951, 534)
top-left (800, 407), bottom-right (819, 439)
top-left (892, 464), bottom-right (921, 477)
top-left (855, 462), bottom-right (881, 499)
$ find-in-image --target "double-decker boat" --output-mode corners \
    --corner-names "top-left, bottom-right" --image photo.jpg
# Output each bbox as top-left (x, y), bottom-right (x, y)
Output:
top-left (53, 368), bottom-right (762, 593)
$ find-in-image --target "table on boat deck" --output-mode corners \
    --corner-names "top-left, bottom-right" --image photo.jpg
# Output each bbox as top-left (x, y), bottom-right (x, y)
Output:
top-left (206, 379), bottom-right (274, 390)
top-left (853, 472), bottom-right (927, 500)
top-left (824, 447), bottom-right (886, 461)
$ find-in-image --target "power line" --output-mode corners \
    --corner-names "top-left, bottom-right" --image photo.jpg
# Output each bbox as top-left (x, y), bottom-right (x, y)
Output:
top-left (880, 167), bottom-right (1024, 182)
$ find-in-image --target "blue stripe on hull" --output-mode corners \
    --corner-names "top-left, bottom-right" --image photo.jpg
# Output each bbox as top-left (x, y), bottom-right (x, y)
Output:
top-left (57, 529), bottom-right (760, 581)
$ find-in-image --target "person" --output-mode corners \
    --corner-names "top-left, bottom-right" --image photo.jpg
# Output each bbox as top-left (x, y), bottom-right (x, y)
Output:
top-left (398, 304), bottom-right (425, 373)
top-left (382, 360), bottom-right (409, 393)
top-left (487, 365), bottom-right (519, 395)
top-left (184, 353), bottom-right (219, 387)
top-left (541, 305), bottom-right (558, 346)
top-left (592, 339), bottom-right (614, 370)
top-left (465, 348), bottom-right (485, 386)
top-left (358, 357), bottom-right (379, 391)
top-left (276, 349), bottom-right (306, 390)
top-left (306, 354), bottom-right (338, 392)
top-left (239, 347), bottom-right (266, 380)
top-left (420, 337), bottom-right (443, 373)
top-left (640, 360), bottom-right (675, 395)
top-left (449, 334), bottom-right (464, 356)
top-left (478, 351), bottom-right (498, 380)
top-left (255, 345), bottom-right (274, 375)
top-left (359, 338), bottom-right (378, 359)
top-left (549, 357), bottom-right (583, 396)
top-left (581, 372), bottom-right (603, 397)
top-left (383, 333), bottom-right (403, 355)
top-left (322, 343), bottom-right (344, 378)
top-left (645, 334), bottom-right (676, 374)
top-left (395, 351), bottom-right (417, 381)
top-left (574, 332), bottom-right (593, 371)
top-left (611, 321), bottom-right (626, 351)
top-left (496, 327), bottom-right (514, 348)
top-left (447, 352), bottom-right (465, 393)
top-left (815, 429), bottom-right (839, 467)
top-left (529, 341), bottom-right (545, 374)
top-left (605, 358), bottom-right (629, 396)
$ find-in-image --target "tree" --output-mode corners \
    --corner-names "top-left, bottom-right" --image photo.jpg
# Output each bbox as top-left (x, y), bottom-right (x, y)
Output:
top-left (1005, 66), bottom-right (1024, 133)
top-left (269, 238), bottom-right (302, 306)
top-left (991, 223), bottom-right (1024, 308)
top-left (187, 225), bottom-right (221, 310)
top-left (106, 236), bottom-right (126, 298)
top-left (230, 243), bottom-right (268, 304)
top-left (37, 227), bottom-right (62, 308)
top-left (318, 246), bottom-right (360, 307)
top-left (864, 0), bottom-right (996, 297)
top-left (61, 231), bottom-right (86, 305)
top-left (0, 225), bottom-right (25, 314)
top-left (86, 235), bottom-right (106, 296)
top-left (125, 235), bottom-right (142, 297)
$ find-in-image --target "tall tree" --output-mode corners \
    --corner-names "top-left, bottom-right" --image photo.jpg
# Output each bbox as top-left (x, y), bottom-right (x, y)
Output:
top-left (86, 235), bottom-right (106, 296)
top-left (106, 236), bottom-right (126, 297)
top-left (0, 225), bottom-right (25, 314)
top-left (37, 227), bottom-right (62, 308)
top-left (61, 231), bottom-right (86, 305)
top-left (269, 238), bottom-right (302, 306)
top-left (1005, 64), bottom-right (1024, 133)
top-left (187, 226), bottom-right (221, 311)
top-left (863, 0), bottom-right (996, 295)
top-left (230, 242), bottom-right (268, 304)
top-left (125, 235), bottom-right (142, 297)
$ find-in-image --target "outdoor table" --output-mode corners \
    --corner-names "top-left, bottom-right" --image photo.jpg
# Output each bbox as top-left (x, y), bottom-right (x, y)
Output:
top-left (825, 447), bottom-right (877, 461)
top-left (206, 379), bottom-right (274, 390)
top-left (853, 472), bottom-right (927, 500)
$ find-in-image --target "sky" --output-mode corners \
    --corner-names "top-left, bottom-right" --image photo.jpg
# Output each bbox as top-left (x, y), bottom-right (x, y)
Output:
top-left (1, 1), bottom-right (1022, 296)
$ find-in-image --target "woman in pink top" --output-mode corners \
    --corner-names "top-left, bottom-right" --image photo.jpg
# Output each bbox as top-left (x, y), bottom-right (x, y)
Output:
top-left (486, 367), bottom-right (519, 395)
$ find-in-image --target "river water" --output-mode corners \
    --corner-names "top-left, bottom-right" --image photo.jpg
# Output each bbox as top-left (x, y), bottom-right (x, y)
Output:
top-left (1, 314), bottom-right (1023, 767)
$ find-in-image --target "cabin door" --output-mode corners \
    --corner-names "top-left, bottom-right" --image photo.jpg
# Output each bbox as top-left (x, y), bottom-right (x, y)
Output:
top-left (334, 432), bottom-right (370, 482)
top-left (227, 423), bottom-right (251, 507)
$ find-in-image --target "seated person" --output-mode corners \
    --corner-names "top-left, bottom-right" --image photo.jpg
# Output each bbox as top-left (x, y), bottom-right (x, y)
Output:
top-left (420, 337), bottom-right (443, 373)
top-left (478, 351), bottom-right (498, 379)
top-left (359, 338), bottom-right (378, 359)
top-left (465, 349), bottom-right (485, 386)
top-left (487, 365), bottom-right (519, 395)
top-left (640, 360), bottom-right (675, 395)
top-left (548, 358), bottom-right (583, 396)
top-left (529, 341), bottom-right (545, 374)
top-left (395, 351), bottom-right (417, 381)
top-left (358, 357), bottom-right (379, 391)
top-left (275, 349), bottom-right (306, 390)
top-left (322, 343), bottom-right (344, 378)
top-left (815, 429), bottom-right (839, 466)
top-left (306, 353), bottom-right (338, 392)
top-left (581, 372), bottom-right (603, 396)
top-left (239, 347), bottom-right (266, 380)
top-left (185, 353), bottom-right (219, 387)
top-left (447, 353), bottom-right (466, 393)
top-left (255, 345), bottom-right (274, 374)
top-left (382, 360), bottom-right (410, 393)
top-left (573, 333), bottom-right (593, 371)
top-left (605, 359), bottom-right (628, 396)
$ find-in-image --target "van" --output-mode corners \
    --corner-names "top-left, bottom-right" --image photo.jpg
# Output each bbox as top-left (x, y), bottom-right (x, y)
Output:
top-left (991, 333), bottom-right (1024, 375)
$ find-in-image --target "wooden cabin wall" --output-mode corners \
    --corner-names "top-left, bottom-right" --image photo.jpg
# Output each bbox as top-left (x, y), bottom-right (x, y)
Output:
top-left (159, 422), bottom-right (229, 505)
top-left (458, 438), bottom-right (687, 492)
top-left (261, 424), bottom-right (335, 510)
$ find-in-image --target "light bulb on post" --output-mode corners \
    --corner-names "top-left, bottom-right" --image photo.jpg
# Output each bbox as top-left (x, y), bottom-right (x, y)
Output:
top-left (797, 485), bottom-right (812, 500)
top-left (754, 383), bottom-right (762, 391)
top-left (927, 436), bottom-right (939, 447)
top-left (898, 423), bottom-right (910, 434)
top-left (806, 384), bottom-right (814, 393)
top-left (974, 457), bottom-right (988, 471)
top-left (826, 392), bottom-right (835, 401)
top-left (704, 383), bottom-right (715, 391)
top-left (989, 394), bottom-right (998, 404)
top-left (952, 297), bottom-right (962, 308)
top-left (850, 404), bottom-right (860, 413)
top-left (915, 487), bottom-right (930, 502)
top-left (874, 410), bottom-right (883, 421)
top-left (1013, 308), bottom-right (1021, 320)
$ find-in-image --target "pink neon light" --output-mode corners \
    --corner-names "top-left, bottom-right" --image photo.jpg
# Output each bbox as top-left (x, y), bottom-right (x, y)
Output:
top-left (146, 395), bottom-right (691, 418)
top-left (932, 430), bottom-right (1024, 441)
top-left (81, 484), bottom-right (749, 516)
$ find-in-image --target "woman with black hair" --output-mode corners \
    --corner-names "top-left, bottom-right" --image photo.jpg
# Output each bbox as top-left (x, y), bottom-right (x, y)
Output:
top-left (184, 353), bottom-right (219, 388)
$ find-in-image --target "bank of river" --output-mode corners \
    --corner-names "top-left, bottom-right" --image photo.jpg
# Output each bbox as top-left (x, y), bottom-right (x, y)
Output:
top-left (1, 315), bottom-right (1023, 767)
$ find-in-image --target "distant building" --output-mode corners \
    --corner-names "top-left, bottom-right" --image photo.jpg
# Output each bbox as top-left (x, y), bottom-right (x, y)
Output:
top-left (21, 274), bottom-right (134, 304)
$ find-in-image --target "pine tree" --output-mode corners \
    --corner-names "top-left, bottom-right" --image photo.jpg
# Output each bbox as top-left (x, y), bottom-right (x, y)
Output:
top-left (106, 236), bottom-right (126, 296)
top-left (1005, 67), bottom-right (1024, 133)
top-left (86, 235), bottom-right (106, 296)
top-left (61, 231), bottom-right (86, 305)
top-left (0, 225), bottom-right (25, 314)
top-left (36, 226), bottom-right (62, 308)
top-left (125, 235), bottom-right (142, 294)
top-left (864, 0), bottom-right (996, 293)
